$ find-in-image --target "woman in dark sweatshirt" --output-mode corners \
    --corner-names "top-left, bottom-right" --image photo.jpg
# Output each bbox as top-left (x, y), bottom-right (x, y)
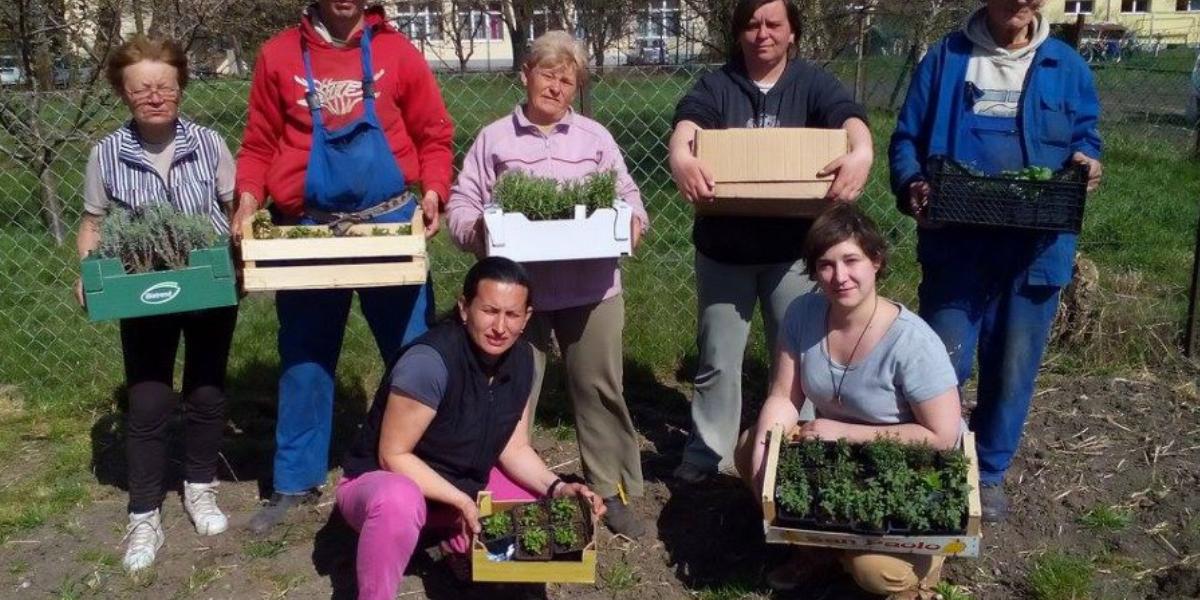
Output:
top-left (668, 0), bottom-right (873, 487)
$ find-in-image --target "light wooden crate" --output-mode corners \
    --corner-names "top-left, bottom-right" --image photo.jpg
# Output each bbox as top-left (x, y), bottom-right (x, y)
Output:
top-left (240, 211), bottom-right (426, 292)
top-left (470, 491), bottom-right (598, 584)
top-left (761, 425), bottom-right (983, 558)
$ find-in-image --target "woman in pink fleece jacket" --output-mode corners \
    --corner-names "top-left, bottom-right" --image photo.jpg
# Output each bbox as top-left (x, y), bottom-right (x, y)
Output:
top-left (446, 30), bottom-right (650, 538)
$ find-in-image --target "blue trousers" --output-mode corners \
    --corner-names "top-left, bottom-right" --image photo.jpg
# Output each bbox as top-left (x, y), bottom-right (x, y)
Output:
top-left (917, 245), bottom-right (1061, 487)
top-left (273, 280), bottom-right (433, 494)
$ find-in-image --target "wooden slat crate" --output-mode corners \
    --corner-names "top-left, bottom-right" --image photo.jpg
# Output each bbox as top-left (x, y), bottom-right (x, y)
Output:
top-left (239, 211), bottom-right (426, 292)
top-left (761, 425), bottom-right (983, 558)
top-left (471, 491), bottom-right (598, 584)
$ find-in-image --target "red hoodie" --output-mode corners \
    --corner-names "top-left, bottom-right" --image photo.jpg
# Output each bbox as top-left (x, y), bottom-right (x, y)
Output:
top-left (236, 6), bottom-right (454, 217)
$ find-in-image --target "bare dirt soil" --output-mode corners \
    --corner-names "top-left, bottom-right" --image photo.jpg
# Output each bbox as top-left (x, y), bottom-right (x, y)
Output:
top-left (2, 373), bottom-right (1198, 599)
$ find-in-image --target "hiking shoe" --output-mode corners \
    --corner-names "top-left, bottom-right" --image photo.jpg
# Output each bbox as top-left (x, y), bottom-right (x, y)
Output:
top-left (602, 496), bottom-right (647, 538)
top-left (247, 490), bottom-right (318, 535)
top-left (122, 509), bottom-right (164, 572)
top-left (672, 461), bottom-right (713, 484)
top-left (183, 480), bottom-right (228, 536)
top-left (980, 483), bottom-right (1009, 523)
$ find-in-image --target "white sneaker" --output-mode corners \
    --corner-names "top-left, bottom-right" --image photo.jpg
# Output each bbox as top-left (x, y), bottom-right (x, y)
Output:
top-left (122, 509), bottom-right (164, 572)
top-left (183, 480), bottom-right (228, 536)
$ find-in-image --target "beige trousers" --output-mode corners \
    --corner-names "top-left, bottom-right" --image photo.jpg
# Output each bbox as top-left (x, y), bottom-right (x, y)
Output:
top-left (525, 295), bottom-right (644, 499)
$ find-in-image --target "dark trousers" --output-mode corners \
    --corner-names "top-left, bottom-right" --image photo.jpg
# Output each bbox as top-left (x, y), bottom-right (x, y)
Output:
top-left (120, 305), bottom-right (238, 513)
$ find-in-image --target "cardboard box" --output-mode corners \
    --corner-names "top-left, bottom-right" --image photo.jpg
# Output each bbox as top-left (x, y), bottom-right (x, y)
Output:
top-left (693, 128), bottom-right (847, 217)
top-left (239, 211), bottom-right (427, 292)
top-left (484, 202), bottom-right (632, 263)
top-left (81, 245), bottom-right (238, 322)
top-left (761, 426), bottom-right (983, 558)
top-left (471, 492), bottom-right (598, 583)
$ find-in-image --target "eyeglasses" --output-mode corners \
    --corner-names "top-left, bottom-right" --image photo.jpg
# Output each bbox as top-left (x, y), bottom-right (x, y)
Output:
top-left (124, 85), bottom-right (180, 102)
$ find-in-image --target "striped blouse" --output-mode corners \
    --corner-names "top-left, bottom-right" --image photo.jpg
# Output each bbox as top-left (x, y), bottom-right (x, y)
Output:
top-left (84, 118), bottom-right (236, 235)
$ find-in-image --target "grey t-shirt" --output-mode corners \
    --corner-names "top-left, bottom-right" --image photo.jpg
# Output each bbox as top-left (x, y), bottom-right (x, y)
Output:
top-left (389, 345), bottom-right (449, 410)
top-left (782, 292), bottom-right (958, 426)
top-left (83, 137), bottom-right (237, 216)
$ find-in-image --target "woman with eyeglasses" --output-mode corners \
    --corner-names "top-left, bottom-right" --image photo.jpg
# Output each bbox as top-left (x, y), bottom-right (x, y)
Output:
top-left (74, 36), bottom-right (238, 572)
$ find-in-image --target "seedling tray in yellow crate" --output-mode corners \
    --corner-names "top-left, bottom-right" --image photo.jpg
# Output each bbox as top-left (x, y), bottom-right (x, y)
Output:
top-left (761, 425), bottom-right (983, 558)
top-left (471, 491), bottom-right (598, 583)
top-left (239, 211), bottom-right (426, 292)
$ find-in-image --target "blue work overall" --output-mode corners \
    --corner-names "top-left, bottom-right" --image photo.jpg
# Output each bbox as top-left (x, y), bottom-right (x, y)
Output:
top-left (916, 93), bottom-right (1063, 487)
top-left (273, 27), bottom-right (433, 495)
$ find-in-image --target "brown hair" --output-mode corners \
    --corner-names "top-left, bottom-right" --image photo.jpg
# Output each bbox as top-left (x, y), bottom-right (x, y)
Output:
top-left (105, 36), bottom-right (189, 93)
top-left (802, 203), bottom-right (889, 281)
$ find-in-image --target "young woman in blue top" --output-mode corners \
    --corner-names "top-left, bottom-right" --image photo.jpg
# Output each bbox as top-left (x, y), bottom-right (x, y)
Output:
top-left (735, 204), bottom-right (962, 599)
top-left (889, 0), bottom-right (1103, 522)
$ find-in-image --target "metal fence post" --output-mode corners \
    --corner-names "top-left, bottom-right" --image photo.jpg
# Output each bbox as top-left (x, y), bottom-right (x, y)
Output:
top-left (1185, 200), bottom-right (1200, 358)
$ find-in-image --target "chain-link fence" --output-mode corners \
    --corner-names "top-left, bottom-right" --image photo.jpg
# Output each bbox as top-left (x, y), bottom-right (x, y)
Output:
top-left (2, 49), bottom-right (1198, 408)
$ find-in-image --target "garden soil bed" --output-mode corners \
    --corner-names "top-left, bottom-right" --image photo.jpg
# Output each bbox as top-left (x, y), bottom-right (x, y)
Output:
top-left (0, 374), bottom-right (1197, 599)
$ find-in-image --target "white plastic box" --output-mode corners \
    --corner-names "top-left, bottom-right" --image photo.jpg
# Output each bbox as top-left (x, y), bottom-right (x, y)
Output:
top-left (483, 201), bottom-right (633, 263)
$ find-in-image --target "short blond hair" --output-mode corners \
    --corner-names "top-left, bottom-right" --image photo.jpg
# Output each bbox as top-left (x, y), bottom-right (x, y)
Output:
top-left (523, 30), bottom-right (588, 83)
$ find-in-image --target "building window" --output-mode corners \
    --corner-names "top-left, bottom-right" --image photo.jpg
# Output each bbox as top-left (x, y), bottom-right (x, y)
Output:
top-left (527, 7), bottom-right (565, 41)
top-left (1178, 0), bottom-right (1200, 10)
top-left (637, 0), bottom-right (680, 40)
top-left (459, 2), bottom-right (505, 41)
top-left (1121, 0), bottom-right (1151, 12)
top-left (394, 2), bottom-right (442, 41)
top-left (1065, 1), bottom-right (1094, 14)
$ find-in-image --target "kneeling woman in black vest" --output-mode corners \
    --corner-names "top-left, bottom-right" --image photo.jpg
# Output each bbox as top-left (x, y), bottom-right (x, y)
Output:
top-left (337, 257), bottom-right (606, 599)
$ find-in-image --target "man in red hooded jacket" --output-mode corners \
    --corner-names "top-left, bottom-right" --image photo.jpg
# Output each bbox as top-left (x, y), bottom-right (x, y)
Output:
top-left (235, 0), bottom-right (454, 534)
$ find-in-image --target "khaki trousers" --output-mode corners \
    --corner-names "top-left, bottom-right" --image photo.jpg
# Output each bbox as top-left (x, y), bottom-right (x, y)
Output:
top-left (839, 551), bottom-right (944, 596)
top-left (525, 295), bottom-right (644, 499)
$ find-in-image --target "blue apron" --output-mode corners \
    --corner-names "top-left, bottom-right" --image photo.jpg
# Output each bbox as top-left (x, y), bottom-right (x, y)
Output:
top-left (299, 26), bottom-right (415, 225)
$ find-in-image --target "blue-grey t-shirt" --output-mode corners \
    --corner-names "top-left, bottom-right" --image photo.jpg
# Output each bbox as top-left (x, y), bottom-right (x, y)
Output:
top-left (389, 345), bottom-right (449, 410)
top-left (781, 293), bottom-right (958, 426)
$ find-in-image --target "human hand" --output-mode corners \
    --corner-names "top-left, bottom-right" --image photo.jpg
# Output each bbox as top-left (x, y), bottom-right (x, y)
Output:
top-left (819, 148), bottom-right (872, 202)
top-left (907, 180), bottom-right (941, 229)
top-left (74, 277), bottom-right (85, 309)
top-left (631, 216), bottom-right (644, 252)
top-left (232, 193), bottom-right (259, 243)
top-left (669, 154), bottom-right (716, 204)
top-left (554, 482), bottom-right (607, 519)
top-left (797, 418), bottom-right (847, 442)
top-left (1071, 152), bottom-right (1103, 193)
top-left (421, 191), bottom-right (441, 239)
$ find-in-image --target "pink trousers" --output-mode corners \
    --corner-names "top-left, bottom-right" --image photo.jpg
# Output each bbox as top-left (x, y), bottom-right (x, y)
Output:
top-left (335, 468), bottom-right (537, 600)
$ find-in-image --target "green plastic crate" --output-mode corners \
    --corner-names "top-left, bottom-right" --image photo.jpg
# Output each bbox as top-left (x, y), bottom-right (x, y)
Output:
top-left (81, 245), bottom-right (238, 322)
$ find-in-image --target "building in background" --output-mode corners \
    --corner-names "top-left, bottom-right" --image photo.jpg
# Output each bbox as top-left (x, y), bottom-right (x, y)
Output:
top-left (1043, 0), bottom-right (1200, 45)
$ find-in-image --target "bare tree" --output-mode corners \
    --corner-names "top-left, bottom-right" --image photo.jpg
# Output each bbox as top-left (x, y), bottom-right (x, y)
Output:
top-left (874, 0), bottom-right (975, 108)
top-left (0, 0), bottom-right (120, 245)
top-left (559, 0), bottom-right (637, 68)
top-left (500, 0), bottom-right (546, 72)
top-left (442, 0), bottom-right (486, 73)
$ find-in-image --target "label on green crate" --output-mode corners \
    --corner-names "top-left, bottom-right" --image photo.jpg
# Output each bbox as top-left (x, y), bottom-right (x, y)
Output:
top-left (140, 281), bottom-right (182, 305)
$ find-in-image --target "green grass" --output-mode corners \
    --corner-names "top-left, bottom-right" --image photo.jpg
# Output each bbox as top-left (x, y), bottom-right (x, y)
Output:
top-left (600, 558), bottom-right (639, 594)
top-left (1078, 504), bottom-right (1134, 533)
top-left (1028, 552), bottom-right (1095, 600)
top-left (244, 537), bottom-right (290, 560)
top-left (934, 581), bottom-right (973, 600)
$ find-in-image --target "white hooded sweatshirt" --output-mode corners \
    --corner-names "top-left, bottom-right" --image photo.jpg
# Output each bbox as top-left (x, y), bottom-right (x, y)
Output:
top-left (963, 8), bottom-right (1051, 118)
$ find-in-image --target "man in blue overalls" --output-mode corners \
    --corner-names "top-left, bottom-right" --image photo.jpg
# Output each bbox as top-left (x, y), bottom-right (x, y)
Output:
top-left (889, 1), bottom-right (1102, 522)
top-left (235, 0), bottom-right (454, 533)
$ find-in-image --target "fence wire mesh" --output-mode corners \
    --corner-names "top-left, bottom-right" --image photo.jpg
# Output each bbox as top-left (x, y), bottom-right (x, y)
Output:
top-left (2, 51), bottom-right (1198, 406)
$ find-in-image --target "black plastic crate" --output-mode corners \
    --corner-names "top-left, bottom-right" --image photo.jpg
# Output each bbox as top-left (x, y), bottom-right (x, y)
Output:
top-left (926, 156), bottom-right (1088, 234)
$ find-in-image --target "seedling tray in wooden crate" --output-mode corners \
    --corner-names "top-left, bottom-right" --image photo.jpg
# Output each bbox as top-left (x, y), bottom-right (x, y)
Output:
top-left (471, 492), bottom-right (597, 583)
top-left (927, 156), bottom-right (1088, 233)
top-left (81, 244), bottom-right (238, 322)
top-left (761, 425), bottom-right (982, 557)
top-left (484, 202), bottom-right (632, 263)
top-left (240, 211), bottom-right (426, 292)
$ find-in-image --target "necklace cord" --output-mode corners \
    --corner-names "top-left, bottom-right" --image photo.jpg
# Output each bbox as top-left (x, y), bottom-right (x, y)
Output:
top-left (826, 294), bottom-right (880, 405)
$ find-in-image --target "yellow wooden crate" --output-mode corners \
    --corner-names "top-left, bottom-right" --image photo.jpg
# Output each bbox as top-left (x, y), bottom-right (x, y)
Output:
top-left (761, 425), bottom-right (983, 558)
top-left (239, 210), bottom-right (427, 292)
top-left (470, 491), bottom-right (598, 583)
